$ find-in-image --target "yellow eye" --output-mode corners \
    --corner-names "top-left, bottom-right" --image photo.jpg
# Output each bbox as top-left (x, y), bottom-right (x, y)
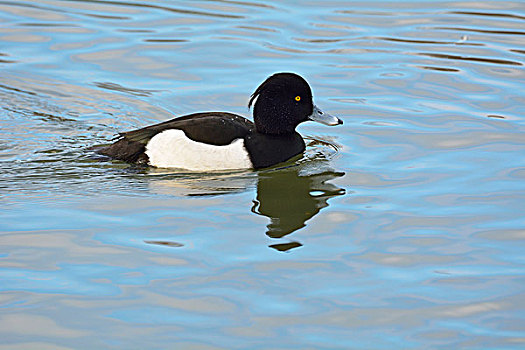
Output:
top-left (295, 95), bottom-right (301, 101)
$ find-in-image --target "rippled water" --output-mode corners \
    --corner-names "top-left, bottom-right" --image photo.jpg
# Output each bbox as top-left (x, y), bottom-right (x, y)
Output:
top-left (1, 1), bottom-right (524, 349)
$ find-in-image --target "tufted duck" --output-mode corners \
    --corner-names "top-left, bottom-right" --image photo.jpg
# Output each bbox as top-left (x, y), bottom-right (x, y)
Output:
top-left (97, 73), bottom-right (342, 170)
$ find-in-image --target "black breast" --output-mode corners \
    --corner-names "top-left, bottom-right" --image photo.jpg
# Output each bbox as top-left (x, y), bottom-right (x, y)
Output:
top-left (244, 132), bottom-right (306, 169)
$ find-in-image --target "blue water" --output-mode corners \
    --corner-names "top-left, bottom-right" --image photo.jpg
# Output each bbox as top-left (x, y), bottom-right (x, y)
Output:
top-left (1, 1), bottom-right (524, 349)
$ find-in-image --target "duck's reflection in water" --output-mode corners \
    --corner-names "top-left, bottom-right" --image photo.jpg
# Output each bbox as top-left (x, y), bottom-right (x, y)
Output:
top-left (252, 166), bottom-right (345, 251)
top-left (146, 169), bottom-right (257, 197)
top-left (146, 162), bottom-right (345, 252)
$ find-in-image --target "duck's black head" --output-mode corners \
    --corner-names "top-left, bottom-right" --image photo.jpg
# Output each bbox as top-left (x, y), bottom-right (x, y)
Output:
top-left (249, 72), bottom-right (342, 135)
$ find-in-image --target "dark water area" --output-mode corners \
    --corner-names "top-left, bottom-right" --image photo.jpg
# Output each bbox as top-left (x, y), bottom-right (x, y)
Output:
top-left (1, 1), bottom-right (524, 349)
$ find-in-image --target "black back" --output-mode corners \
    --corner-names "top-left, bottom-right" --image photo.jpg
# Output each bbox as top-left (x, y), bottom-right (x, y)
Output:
top-left (98, 112), bottom-right (254, 163)
top-left (121, 112), bottom-right (254, 145)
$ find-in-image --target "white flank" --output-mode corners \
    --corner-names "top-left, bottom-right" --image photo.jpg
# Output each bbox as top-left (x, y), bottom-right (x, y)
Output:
top-left (145, 129), bottom-right (253, 170)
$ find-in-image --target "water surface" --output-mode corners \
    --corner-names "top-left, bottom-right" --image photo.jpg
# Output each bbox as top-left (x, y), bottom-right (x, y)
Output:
top-left (1, 0), bottom-right (524, 349)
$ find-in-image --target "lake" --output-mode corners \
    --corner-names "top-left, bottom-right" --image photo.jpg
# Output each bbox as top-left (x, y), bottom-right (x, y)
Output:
top-left (1, 0), bottom-right (524, 349)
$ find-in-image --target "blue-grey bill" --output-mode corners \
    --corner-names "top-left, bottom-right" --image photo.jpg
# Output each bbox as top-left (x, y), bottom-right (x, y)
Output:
top-left (308, 105), bottom-right (343, 126)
